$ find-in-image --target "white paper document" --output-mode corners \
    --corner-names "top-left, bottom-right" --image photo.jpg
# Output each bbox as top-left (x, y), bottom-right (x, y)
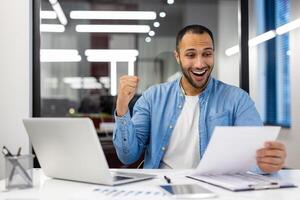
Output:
top-left (194, 126), bottom-right (281, 175)
top-left (187, 126), bottom-right (298, 191)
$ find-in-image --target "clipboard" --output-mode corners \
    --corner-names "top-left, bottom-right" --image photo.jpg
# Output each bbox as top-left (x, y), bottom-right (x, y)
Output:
top-left (187, 126), bottom-right (297, 191)
top-left (187, 172), bottom-right (297, 191)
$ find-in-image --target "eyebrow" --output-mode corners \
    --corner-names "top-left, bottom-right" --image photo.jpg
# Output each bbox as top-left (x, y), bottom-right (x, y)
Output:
top-left (184, 47), bottom-right (214, 52)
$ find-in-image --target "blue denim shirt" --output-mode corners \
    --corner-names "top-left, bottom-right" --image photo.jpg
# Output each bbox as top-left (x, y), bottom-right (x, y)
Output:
top-left (113, 77), bottom-right (263, 169)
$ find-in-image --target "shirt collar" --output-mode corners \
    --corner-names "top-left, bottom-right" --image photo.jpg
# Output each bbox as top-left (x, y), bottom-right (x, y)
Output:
top-left (176, 76), bottom-right (213, 98)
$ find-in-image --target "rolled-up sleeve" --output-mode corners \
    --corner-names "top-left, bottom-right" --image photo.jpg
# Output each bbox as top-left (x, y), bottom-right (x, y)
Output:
top-left (113, 93), bottom-right (151, 165)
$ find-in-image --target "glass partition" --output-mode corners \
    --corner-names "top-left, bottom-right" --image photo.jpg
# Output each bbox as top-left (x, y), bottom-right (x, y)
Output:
top-left (39, 0), bottom-right (239, 167)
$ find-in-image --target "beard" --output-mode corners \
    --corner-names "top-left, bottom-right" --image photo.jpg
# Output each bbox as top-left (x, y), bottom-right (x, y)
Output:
top-left (179, 60), bottom-right (213, 92)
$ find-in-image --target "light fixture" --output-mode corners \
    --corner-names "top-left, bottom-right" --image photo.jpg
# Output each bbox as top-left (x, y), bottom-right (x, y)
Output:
top-left (99, 77), bottom-right (110, 88)
top-left (128, 61), bottom-right (135, 76)
top-left (70, 11), bottom-right (156, 20)
top-left (225, 31), bottom-right (276, 56)
top-left (41, 49), bottom-right (79, 56)
top-left (225, 18), bottom-right (300, 56)
top-left (76, 25), bottom-right (151, 33)
top-left (110, 62), bottom-right (117, 96)
top-left (64, 77), bottom-right (102, 89)
top-left (167, 0), bottom-right (175, 5)
top-left (148, 30), bottom-right (155, 37)
top-left (85, 49), bottom-right (139, 57)
top-left (40, 24), bottom-right (65, 32)
top-left (85, 49), bottom-right (138, 62)
top-left (63, 77), bottom-right (81, 84)
top-left (145, 37), bottom-right (151, 43)
top-left (159, 12), bottom-right (166, 18)
top-left (153, 21), bottom-right (160, 28)
top-left (40, 49), bottom-right (81, 62)
top-left (276, 18), bottom-right (300, 35)
top-left (40, 11), bottom-right (57, 19)
top-left (48, 0), bottom-right (68, 25)
top-left (87, 56), bottom-right (136, 62)
top-left (225, 45), bottom-right (239, 56)
top-left (248, 30), bottom-right (276, 47)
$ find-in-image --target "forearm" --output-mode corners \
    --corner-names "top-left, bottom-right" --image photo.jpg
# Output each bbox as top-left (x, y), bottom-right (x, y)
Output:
top-left (113, 111), bottom-right (144, 165)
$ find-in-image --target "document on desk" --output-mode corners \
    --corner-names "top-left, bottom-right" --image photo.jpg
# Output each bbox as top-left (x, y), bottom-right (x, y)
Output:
top-left (75, 185), bottom-right (170, 200)
top-left (188, 126), bottom-right (296, 191)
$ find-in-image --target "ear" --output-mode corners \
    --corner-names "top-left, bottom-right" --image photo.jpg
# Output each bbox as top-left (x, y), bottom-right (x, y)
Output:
top-left (174, 49), bottom-right (180, 64)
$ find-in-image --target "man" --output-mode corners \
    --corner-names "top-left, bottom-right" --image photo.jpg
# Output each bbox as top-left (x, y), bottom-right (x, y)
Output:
top-left (113, 24), bottom-right (286, 173)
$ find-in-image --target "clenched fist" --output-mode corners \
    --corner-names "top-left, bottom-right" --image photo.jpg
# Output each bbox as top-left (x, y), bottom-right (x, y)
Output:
top-left (116, 75), bottom-right (139, 116)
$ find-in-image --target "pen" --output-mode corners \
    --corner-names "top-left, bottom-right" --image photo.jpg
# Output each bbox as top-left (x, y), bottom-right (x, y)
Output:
top-left (2, 146), bottom-right (33, 184)
top-left (10, 146), bottom-right (21, 182)
top-left (2, 146), bottom-right (13, 157)
top-left (17, 147), bottom-right (22, 156)
top-left (164, 175), bottom-right (172, 184)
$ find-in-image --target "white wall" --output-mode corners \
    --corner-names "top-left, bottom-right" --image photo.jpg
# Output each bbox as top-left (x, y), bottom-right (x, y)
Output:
top-left (277, 0), bottom-right (300, 169)
top-left (0, 0), bottom-right (31, 178)
top-left (217, 0), bottom-right (239, 86)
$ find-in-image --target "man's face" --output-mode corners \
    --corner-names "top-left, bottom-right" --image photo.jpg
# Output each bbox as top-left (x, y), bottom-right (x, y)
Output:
top-left (175, 32), bottom-right (214, 93)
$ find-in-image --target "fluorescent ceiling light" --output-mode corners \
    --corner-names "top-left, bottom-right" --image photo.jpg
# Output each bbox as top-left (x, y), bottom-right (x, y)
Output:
top-left (64, 77), bottom-right (102, 89)
top-left (110, 62), bottom-right (117, 96)
top-left (40, 24), bottom-right (65, 32)
top-left (225, 45), bottom-right (239, 56)
top-left (153, 21), bottom-right (160, 27)
top-left (276, 18), bottom-right (300, 35)
top-left (87, 56), bottom-right (136, 62)
top-left (86, 49), bottom-right (138, 62)
top-left (52, 3), bottom-right (68, 25)
top-left (148, 30), bottom-right (155, 36)
top-left (225, 31), bottom-right (276, 56)
top-left (49, 0), bottom-right (57, 4)
top-left (85, 49), bottom-right (139, 57)
top-left (48, 0), bottom-right (68, 25)
top-left (76, 25), bottom-right (150, 33)
top-left (159, 12), bottom-right (166, 18)
top-left (63, 77), bottom-right (81, 84)
top-left (128, 61), bottom-right (135, 76)
top-left (40, 11), bottom-right (57, 19)
top-left (248, 30), bottom-right (276, 47)
top-left (41, 49), bottom-right (79, 56)
top-left (226, 18), bottom-right (300, 56)
top-left (70, 11), bottom-right (156, 20)
top-left (167, 0), bottom-right (175, 5)
top-left (40, 49), bottom-right (81, 62)
top-left (145, 37), bottom-right (151, 43)
top-left (41, 55), bottom-right (81, 62)
top-left (99, 77), bottom-right (110, 85)
top-left (70, 82), bottom-right (102, 89)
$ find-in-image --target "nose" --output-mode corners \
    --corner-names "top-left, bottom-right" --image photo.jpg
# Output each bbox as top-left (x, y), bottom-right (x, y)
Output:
top-left (194, 55), bottom-right (206, 68)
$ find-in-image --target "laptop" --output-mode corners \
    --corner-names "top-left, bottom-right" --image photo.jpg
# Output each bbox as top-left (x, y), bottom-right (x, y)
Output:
top-left (23, 118), bottom-right (155, 185)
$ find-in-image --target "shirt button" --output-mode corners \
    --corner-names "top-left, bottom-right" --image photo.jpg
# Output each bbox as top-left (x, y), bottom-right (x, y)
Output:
top-left (169, 125), bottom-right (173, 129)
top-left (122, 120), bottom-right (127, 125)
top-left (162, 147), bottom-right (166, 151)
top-left (178, 105), bottom-right (182, 109)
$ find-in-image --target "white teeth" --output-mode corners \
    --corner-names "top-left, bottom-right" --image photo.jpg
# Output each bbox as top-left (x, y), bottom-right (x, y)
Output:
top-left (192, 69), bottom-right (206, 75)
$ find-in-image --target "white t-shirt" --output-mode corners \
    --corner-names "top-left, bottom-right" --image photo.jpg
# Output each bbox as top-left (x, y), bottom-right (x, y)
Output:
top-left (160, 95), bottom-right (200, 169)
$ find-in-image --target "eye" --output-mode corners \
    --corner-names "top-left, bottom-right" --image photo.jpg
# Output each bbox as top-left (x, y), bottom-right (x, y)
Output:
top-left (185, 53), bottom-right (195, 58)
top-left (203, 52), bottom-right (213, 57)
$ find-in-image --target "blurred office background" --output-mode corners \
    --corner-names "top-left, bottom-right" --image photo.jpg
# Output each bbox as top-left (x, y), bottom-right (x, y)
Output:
top-left (1, 0), bottom-right (300, 177)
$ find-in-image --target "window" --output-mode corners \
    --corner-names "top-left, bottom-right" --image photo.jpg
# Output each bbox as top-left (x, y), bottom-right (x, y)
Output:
top-left (255, 0), bottom-right (291, 127)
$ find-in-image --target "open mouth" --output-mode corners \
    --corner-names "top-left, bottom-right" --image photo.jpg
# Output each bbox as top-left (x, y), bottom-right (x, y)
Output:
top-left (191, 69), bottom-right (207, 77)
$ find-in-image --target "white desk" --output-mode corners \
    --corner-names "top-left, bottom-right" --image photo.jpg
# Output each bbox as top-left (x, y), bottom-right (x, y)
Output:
top-left (0, 169), bottom-right (299, 200)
